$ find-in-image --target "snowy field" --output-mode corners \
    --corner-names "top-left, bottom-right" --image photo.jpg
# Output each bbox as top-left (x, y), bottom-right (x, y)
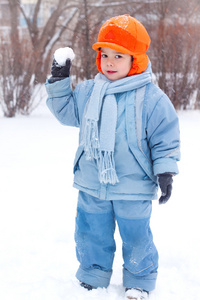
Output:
top-left (1, 99), bottom-right (200, 300)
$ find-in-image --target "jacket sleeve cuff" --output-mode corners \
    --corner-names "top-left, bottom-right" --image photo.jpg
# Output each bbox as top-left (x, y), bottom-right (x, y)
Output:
top-left (153, 157), bottom-right (179, 176)
top-left (45, 77), bottom-right (71, 98)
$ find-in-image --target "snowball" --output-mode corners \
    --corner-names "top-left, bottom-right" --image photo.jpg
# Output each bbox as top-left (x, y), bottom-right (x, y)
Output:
top-left (54, 47), bottom-right (75, 66)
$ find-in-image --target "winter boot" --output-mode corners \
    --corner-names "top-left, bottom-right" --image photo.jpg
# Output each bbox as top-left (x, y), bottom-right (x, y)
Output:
top-left (125, 288), bottom-right (149, 299)
top-left (80, 282), bottom-right (96, 291)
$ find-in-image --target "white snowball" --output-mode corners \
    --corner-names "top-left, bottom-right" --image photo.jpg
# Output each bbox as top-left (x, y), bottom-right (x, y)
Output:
top-left (54, 47), bottom-right (75, 66)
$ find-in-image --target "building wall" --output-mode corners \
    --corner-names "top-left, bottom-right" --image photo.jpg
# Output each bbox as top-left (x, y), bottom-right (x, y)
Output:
top-left (0, 0), bottom-right (58, 30)
top-left (0, 0), bottom-right (10, 27)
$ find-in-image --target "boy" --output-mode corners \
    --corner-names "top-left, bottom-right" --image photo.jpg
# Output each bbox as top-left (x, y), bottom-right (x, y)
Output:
top-left (45, 15), bottom-right (180, 299)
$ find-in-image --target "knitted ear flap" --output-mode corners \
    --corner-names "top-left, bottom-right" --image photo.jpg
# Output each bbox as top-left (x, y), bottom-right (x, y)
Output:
top-left (128, 53), bottom-right (149, 75)
top-left (96, 49), bottom-right (149, 76)
top-left (96, 49), bottom-right (103, 74)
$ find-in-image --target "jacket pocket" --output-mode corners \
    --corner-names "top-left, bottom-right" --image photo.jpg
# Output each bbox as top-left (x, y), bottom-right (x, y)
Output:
top-left (73, 145), bottom-right (84, 174)
top-left (128, 144), bottom-right (157, 183)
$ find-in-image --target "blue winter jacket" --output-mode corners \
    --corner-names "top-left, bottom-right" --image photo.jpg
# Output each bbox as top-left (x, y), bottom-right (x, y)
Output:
top-left (45, 75), bottom-right (180, 201)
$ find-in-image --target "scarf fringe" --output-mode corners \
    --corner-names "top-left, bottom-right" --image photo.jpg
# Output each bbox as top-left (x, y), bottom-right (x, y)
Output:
top-left (84, 119), bottom-right (100, 160)
top-left (98, 151), bottom-right (119, 185)
top-left (84, 121), bottom-right (119, 184)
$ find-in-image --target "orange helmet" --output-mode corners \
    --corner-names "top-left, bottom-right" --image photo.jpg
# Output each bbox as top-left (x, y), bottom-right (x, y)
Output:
top-left (92, 15), bottom-right (151, 76)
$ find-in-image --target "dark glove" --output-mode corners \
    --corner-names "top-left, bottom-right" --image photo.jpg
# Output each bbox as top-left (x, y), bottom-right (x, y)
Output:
top-left (49, 58), bottom-right (71, 83)
top-left (158, 173), bottom-right (173, 204)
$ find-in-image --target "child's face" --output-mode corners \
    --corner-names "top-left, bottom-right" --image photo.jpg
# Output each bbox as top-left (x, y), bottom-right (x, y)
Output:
top-left (100, 47), bottom-right (132, 81)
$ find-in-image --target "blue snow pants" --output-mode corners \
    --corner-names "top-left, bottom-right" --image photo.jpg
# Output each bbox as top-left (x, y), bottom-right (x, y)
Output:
top-left (75, 191), bottom-right (158, 292)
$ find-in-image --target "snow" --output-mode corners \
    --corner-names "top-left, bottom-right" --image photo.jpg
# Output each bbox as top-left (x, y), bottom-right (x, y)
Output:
top-left (54, 47), bottom-right (75, 66)
top-left (1, 99), bottom-right (200, 299)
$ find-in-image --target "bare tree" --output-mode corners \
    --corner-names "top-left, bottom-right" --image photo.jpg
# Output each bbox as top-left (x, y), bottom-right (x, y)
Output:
top-left (146, 0), bottom-right (200, 109)
top-left (20, 0), bottom-right (79, 83)
top-left (0, 0), bottom-right (78, 117)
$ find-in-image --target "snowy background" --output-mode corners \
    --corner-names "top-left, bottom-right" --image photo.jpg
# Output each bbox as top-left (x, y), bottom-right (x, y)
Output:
top-left (1, 93), bottom-right (200, 300)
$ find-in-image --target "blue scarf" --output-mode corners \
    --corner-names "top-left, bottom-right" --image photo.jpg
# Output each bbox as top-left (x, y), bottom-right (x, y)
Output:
top-left (83, 63), bottom-right (152, 184)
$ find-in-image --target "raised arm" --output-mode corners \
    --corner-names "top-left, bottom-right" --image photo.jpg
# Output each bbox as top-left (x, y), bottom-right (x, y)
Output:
top-left (45, 47), bottom-right (79, 127)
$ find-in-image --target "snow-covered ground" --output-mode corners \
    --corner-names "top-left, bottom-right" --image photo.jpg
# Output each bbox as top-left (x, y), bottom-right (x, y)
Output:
top-left (1, 101), bottom-right (200, 300)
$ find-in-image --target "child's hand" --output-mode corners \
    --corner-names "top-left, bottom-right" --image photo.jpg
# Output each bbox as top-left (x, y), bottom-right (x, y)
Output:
top-left (52, 58), bottom-right (72, 77)
top-left (49, 58), bottom-right (72, 83)
top-left (158, 173), bottom-right (173, 204)
top-left (49, 47), bottom-right (75, 83)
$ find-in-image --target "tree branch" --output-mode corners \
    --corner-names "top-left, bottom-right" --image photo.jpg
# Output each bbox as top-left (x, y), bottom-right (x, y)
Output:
top-left (18, 3), bottom-right (33, 42)
top-left (32, 0), bottom-right (42, 41)
top-left (88, 0), bottom-right (165, 7)
top-left (42, 8), bottom-right (78, 62)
